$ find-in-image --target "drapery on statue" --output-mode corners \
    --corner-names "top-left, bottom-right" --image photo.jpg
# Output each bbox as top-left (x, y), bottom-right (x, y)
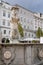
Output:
top-left (10, 6), bottom-right (19, 39)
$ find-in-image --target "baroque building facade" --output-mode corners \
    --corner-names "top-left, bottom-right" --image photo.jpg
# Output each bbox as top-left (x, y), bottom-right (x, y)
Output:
top-left (11, 4), bottom-right (43, 38)
top-left (0, 0), bottom-right (11, 41)
top-left (0, 0), bottom-right (43, 42)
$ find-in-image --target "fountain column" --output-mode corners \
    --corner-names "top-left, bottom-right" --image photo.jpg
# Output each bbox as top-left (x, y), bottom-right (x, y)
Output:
top-left (10, 6), bottom-right (19, 43)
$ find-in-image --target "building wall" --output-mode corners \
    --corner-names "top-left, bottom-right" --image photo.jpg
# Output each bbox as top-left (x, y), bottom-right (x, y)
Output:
top-left (0, 1), bottom-right (43, 40)
top-left (33, 15), bottom-right (43, 31)
top-left (13, 5), bottom-right (43, 38)
top-left (0, 1), bottom-right (11, 40)
top-left (12, 5), bottom-right (36, 38)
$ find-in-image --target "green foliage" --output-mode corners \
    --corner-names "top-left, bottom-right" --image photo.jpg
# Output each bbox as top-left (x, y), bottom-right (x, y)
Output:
top-left (32, 40), bottom-right (39, 43)
top-left (6, 38), bottom-right (10, 43)
top-left (36, 27), bottom-right (43, 38)
top-left (2, 38), bottom-right (10, 43)
top-left (2, 38), bottom-right (6, 43)
top-left (18, 23), bottom-right (24, 37)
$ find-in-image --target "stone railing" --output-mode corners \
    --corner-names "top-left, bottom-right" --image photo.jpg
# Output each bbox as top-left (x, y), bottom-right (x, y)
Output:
top-left (0, 43), bottom-right (43, 65)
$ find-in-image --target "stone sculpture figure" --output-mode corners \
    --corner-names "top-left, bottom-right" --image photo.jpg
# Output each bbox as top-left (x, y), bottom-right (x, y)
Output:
top-left (10, 6), bottom-right (19, 40)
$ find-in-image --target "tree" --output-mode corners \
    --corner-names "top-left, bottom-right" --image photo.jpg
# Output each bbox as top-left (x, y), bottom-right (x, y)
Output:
top-left (18, 23), bottom-right (24, 37)
top-left (6, 38), bottom-right (10, 43)
top-left (2, 38), bottom-right (6, 43)
top-left (36, 27), bottom-right (43, 38)
top-left (2, 38), bottom-right (10, 43)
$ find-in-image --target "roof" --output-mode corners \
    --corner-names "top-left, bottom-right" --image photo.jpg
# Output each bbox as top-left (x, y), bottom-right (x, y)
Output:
top-left (14, 4), bottom-right (36, 14)
top-left (1, 0), bottom-right (11, 5)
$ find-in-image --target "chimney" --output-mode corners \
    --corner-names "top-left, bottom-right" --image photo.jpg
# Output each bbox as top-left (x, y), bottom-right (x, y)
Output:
top-left (40, 13), bottom-right (42, 17)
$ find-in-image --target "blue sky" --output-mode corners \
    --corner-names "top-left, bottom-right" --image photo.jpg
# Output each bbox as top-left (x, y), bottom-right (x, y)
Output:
top-left (3, 0), bottom-right (43, 13)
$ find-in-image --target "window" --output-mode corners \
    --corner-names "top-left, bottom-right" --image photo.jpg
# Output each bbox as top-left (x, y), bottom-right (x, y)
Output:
top-left (3, 11), bottom-right (6, 16)
top-left (32, 34), bottom-right (33, 37)
top-left (24, 25), bottom-right (26, 29)
top-left (4, 30), bottom-right (6, 34)
top-left (40, 13), bottom-right (42, 17)
top-left (21, 17), bottom-right (23, 21)
top-left (24, 18), bottom-right (26, 22)
top-left (28, 26), bottom-right (29, 29)
top-left (28, 33), bottom-right (30, 37)
top-left (9, 31), bottom-right (10, 34)
top-left (3, 20), bottom-right (5, 25)
top-left (8, 22), bottom-right (10, 26)
top-left (3, 5), bottom-right (6, 8)
top-left (24, 12), bottom-right (26, 14)
top-left (35, 22), bottom-right (37, 25)
top-left (35, 26), bottom-right (37, 28)
top-left (8, 13), bottom-right (10, 18)
top-left (25, 32), bottom-right (27, 36)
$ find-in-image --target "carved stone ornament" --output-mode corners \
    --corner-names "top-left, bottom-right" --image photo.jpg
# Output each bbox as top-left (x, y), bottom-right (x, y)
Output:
top-left (39, 50), bottom-right (43, 58)
top-left (4, 51), bottom-right (11, 60)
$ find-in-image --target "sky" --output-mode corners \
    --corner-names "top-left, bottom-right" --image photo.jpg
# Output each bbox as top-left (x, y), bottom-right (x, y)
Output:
top-left (3, 0), bottom-right (43, 13)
